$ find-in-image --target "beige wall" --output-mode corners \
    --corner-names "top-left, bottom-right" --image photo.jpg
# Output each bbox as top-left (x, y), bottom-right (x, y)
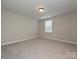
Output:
top-left (39, 12), bottom-right (77, 44)
top-left (1, 9), bottom-right (39, 45)
top-left (1, 10), bottom-right (77, 59)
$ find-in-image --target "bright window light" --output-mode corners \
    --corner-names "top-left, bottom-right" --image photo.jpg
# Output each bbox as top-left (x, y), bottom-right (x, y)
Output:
top-left (45, 20), bottom-right (52, 32)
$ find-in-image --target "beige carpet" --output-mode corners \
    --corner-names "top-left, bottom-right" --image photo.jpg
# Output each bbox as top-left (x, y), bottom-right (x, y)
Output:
top-left (2, 39), bottom-right (77, 59)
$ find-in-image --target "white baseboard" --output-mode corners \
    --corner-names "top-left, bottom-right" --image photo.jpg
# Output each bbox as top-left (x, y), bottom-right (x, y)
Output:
top-left (40, 37), bottom-right (77, 45)
top-left (1, 37), bottom-right (38, 46)
top-left (2, 37), bottom-right (76, 46)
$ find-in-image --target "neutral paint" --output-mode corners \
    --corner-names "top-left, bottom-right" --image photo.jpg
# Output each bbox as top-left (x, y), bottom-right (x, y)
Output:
top-left (1, 0), bottom-right (77, 19)
top-left (1, 39), bottom-right (77, 59)
top-left (1, 0), bottom-right (77, 59)
top-left (1, 8), bottom-right (77, 59)
top-left (1, 10), bottom-right (77, 45)
top-left (39, 11), bottom-right (77, 44)
top-left (1, 9), bottom-right (39, 45)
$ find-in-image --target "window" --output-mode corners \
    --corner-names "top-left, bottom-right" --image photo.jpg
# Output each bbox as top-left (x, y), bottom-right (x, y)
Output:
top-left (45, 20), bottom-right (52, 32)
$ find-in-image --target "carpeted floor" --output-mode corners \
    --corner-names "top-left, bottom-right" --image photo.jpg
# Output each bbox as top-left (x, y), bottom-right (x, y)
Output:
top-left (2, 39), bottom-right (77, 59)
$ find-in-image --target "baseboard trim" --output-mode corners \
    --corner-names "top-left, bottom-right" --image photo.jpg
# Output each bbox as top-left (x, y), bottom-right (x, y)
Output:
top-left (40, 37), bottom-right (77, 45)
top-left (2, 37), bottom-right (76, 46)
top-left (1, 37), bottom-right (38, 46)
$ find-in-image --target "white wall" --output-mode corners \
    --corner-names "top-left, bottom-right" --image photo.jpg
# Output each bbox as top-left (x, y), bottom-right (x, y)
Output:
top-left (39, 11), bottom-right (77, 44)
top-left (1, 9), bottom-right (39, 45)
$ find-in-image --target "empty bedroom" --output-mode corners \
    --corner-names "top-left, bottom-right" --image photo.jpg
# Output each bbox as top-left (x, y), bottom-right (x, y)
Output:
top-left (1, 0), bottom-right (77, 59)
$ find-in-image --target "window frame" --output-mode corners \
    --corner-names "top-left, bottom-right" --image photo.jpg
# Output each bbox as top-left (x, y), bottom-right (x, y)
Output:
top-left (44, 20), bottom-right (53, 33)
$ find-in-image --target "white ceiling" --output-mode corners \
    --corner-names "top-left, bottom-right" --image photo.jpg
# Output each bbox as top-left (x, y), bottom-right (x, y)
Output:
top-left (1, 0), bottom-right (77, 20)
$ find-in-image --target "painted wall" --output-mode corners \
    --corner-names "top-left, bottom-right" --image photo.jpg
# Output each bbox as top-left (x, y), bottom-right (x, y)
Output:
top-left (1, 10), bottom-right (77, 59)
top-left (1, 9), bottom-right (39, 45)
top-left (1, 39), bottom-right (76, 59)
top-left (39, 11), bottom-right (77, 44)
